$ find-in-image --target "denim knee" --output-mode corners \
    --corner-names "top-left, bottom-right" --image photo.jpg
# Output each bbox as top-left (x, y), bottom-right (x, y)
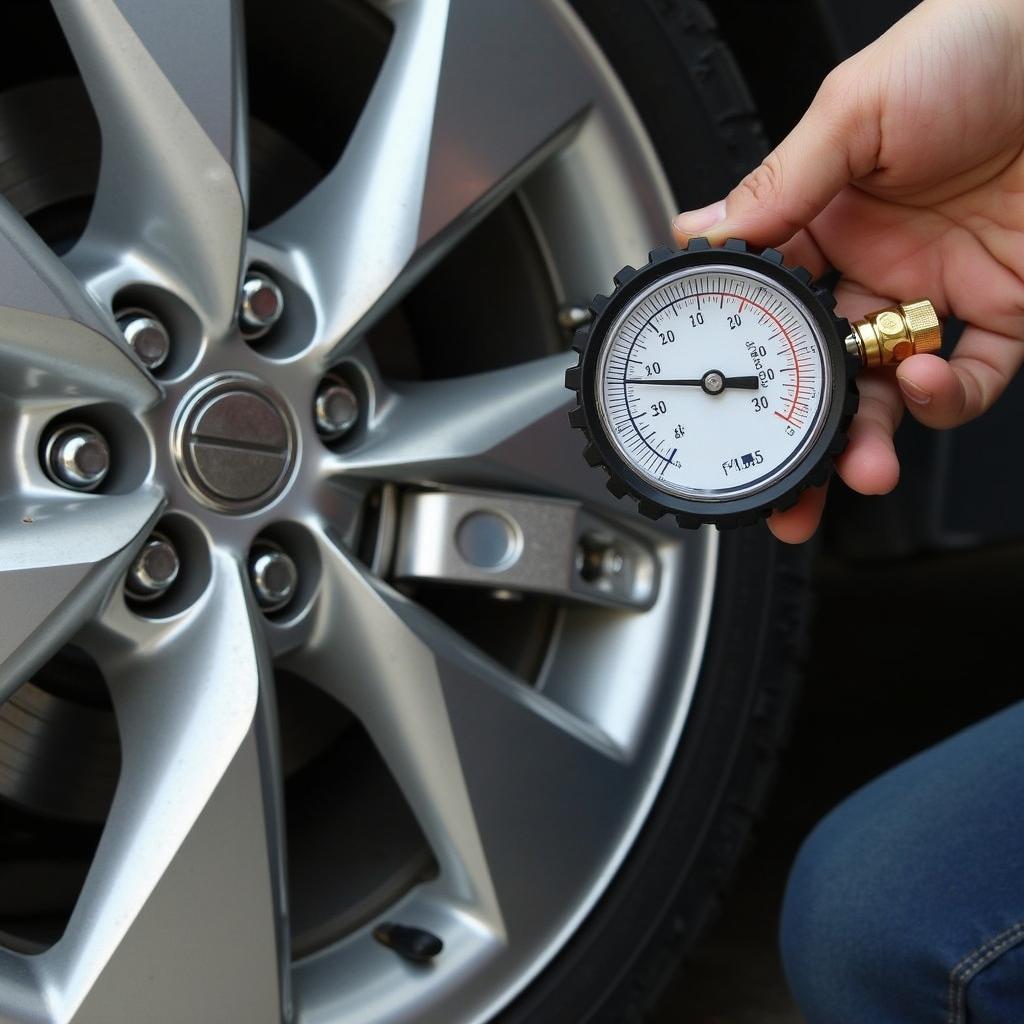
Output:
top-left (779, 784), bottom-right (951, 1024)
top-left (779, 704), bottom-right (1024, 1023)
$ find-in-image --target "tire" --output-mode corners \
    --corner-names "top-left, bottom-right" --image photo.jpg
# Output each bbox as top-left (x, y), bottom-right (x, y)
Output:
top-left (0, 3), bottom-right (810, 1021)
top-left (499, 4), bottom-right (810, 1020)
top-left (572, 0), bottom-right (768, 207)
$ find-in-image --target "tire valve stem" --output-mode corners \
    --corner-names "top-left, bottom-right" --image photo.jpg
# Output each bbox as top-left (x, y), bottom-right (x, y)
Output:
top-left (372, 922), bottom-right (444, 964)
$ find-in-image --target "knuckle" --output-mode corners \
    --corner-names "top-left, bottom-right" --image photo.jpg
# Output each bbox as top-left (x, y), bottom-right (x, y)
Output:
top-left (737, 154), bottom-right (785, 209)
top-left (817, 62), bottom-right (855, 108)
top-left (857, 393), bottom-right (900, 435)
top-left (956, 372), bottom-right (985, 423)
top-left (813, 60), bottom-right (866, 148)
top-left (818, 51), bottom-right (870, 117)
top-left (952, 357), bottom-right (1005, 424)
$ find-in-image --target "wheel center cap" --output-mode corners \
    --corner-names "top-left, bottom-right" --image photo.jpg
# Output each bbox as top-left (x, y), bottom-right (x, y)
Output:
top-left (174, 375), bottom-right (295, 513)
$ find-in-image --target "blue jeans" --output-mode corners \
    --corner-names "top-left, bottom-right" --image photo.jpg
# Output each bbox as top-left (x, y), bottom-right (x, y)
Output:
top-left (781, 701), bottom-right (1024, 1024)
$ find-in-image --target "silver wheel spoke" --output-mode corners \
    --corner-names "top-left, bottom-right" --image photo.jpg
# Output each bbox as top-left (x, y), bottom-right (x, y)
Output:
top-left (54, 0), bottom-right (248, 335)
top-left (0, 491), bottom-right (161, 703)
top-left (326, 353), bottom-right (625, 509)
top-left (34, 554), bottom-right (285, 1023)
top-left (260, 0), bottom-right (594, 355)
top-left (67, 734), bottom-right (285, 1024)
top-left (287, 528), bottom-right (627, 934)
top-left (0, 195), bottom-right (155, 406)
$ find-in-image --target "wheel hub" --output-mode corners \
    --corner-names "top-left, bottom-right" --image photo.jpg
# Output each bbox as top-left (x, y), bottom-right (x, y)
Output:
top-left (173, 375), bottom-right (296, 513)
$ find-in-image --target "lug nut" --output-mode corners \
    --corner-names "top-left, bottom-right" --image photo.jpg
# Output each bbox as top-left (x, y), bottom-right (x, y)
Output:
top-left (239, 272), bottom-right (284, 338)
top-left (576, 534), bottom-right (624, 584)
top-left (249, 545), bottom-right (298, 613)
top-left (118, 313), bottom-right (170, 370)
top-left (125, 533), bottom-right (180, 602)
top-left (314, 379), bottom-right (359, 440)
top-left (45, 425), bottom-right (110, 491)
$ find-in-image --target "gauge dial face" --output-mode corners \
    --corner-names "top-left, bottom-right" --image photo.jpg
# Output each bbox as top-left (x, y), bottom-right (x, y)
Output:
top-left (596, 265), bottom-right (832, 501)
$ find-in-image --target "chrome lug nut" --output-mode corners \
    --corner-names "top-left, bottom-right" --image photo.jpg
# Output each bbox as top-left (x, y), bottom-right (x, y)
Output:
top-left (125, 534), bottom-right (180, 602)
top-left (239, 272), bottom-right (284, 338)
top-left (249, 546), bottom-right (298, 613)
top-left (45, 425), bottom-right (110, 491)
top-left (119, 313), bottom-right (170, 370)
top-left (314, 379), bottom-right (359, 440)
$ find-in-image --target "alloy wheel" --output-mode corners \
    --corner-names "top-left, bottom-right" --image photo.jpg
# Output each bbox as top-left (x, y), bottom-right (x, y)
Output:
top-left (0, 1), bottom-right (718, 1021)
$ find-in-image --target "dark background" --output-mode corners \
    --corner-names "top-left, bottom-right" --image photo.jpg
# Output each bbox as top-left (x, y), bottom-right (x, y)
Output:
top-left (654, 1), bottom-right (1024, 1018)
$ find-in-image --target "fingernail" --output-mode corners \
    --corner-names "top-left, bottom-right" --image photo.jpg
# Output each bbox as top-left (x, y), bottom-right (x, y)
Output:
top-left (898, 376), bottom-right (931, 405)
top-left (673, 199), bottom-right (727, 235)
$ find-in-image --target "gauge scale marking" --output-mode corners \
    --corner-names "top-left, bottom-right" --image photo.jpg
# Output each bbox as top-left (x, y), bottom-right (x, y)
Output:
top-left (597, 266), bottom-right (831, 501)
top-left (567, 241), bottom-right (859, 529)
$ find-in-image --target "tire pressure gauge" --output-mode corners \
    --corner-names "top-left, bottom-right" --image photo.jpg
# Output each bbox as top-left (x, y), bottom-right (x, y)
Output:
top-left (565, 238), bottom-right (943, 529)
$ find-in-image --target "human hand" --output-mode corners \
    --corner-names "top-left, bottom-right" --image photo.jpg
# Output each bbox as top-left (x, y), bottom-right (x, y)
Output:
top-left (672, 0), bottom-right (1024, 543)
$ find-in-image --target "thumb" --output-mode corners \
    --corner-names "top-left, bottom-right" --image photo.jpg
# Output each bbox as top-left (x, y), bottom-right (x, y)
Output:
top-left (673, 65), bottom-right (877, 248)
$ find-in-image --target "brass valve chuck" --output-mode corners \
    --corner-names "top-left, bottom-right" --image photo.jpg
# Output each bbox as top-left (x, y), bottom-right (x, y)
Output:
top-left (845, 300), bottom-right (943, 368)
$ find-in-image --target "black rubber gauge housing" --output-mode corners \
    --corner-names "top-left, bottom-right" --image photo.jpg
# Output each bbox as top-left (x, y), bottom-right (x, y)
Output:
top-left (565, 238), bottom-right (860, 529)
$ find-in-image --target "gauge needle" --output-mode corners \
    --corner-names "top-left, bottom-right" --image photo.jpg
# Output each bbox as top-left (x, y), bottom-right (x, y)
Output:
top-left (627, 375), bottom-right (760, 391)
